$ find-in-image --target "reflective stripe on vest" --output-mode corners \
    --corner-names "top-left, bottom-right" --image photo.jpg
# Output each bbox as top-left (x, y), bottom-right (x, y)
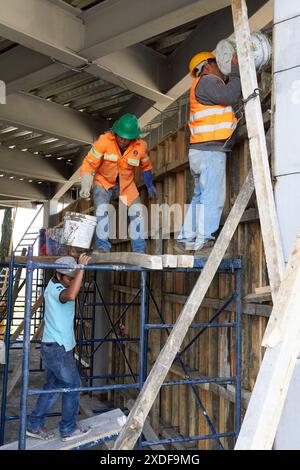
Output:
top-left (104, 153), bottom-right (118, 162)
top-left (91, 146), bottom-right (103, 159)
top-left (190, 122), bottom-right (234, 135)
top-left (127, 158), bottom-right (140, 166)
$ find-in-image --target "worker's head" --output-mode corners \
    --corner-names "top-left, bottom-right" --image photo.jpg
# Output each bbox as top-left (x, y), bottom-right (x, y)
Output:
top-left (189, 52), bottom-right (221, 78)
top-left (112, 114), bottom-right (141, 150)
top-left (55, 256), bottom-right (77, 287)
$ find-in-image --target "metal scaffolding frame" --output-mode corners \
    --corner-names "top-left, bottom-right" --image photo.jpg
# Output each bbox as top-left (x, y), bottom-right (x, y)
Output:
top-left (0, 246), bottom-right (242, 450)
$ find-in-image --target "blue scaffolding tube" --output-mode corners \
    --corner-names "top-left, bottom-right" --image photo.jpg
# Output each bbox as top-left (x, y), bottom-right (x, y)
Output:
top-left (0, 246), bottom-right (242, 450)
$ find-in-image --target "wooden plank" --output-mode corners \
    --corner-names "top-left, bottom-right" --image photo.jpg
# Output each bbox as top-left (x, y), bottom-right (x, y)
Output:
top-left (244, 292), bottom-right (272, 304)
top-left (235, 231), bottom-right (300, 450)
top-left (113, 286), bottom-right (272, 318)
top-left (254, 286), bottom-right (271, 295)
top-left (6, 256), bottom-right (60, 263)
top-left (89, 252), bottom-right (163, 270)
top-left (0, 409), bottom-right (126, 451)
top-left (231, 0), bottom-right (285, 304)
top-left (126, 342), bottom-right (251, 409)
top-left (113, 171), bottom-right (255, 449)
top-left (162, 254), bottom-right (177, 268)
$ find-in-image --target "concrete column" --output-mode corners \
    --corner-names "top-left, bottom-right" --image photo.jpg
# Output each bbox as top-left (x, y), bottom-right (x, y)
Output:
top-left (43, 200), bottom-right (58, 228)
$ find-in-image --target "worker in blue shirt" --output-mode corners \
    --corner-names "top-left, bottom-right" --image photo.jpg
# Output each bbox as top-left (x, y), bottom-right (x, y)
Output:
top-left (27, 254), bottom-right (91, 441)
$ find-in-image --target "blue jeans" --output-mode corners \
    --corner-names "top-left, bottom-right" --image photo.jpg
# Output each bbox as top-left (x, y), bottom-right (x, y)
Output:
top-left (93, 184), bottom-right (146, 253)
top-left (27, 343), bottom-right (81, 437)
top-left (178, 149), bottom-right (227, 246)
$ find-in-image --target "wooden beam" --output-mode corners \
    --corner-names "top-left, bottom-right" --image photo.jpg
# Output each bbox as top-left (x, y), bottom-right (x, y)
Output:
top-left (126, 399), bottom-right (165, 450)
top-left (126, 342), bottom-right (251, 410)
top-left (231, 0), bottom-right (285, 306)
top-left (113, 171), bottom-right (255, 449)
top-left (235, 230), bottom-right (300, 450)
top-left (89, 252), bottom-right (163, 270)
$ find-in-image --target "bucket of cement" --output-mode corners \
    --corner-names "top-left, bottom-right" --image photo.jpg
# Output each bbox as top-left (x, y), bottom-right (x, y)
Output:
top-left (62, 212), bottom-right (97, 249)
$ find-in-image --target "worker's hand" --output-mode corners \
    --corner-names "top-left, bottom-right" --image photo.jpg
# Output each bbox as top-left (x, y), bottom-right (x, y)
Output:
top-left (78, 253), bottom-right (91, 266)
top-left (80, 173), bottom-right (93, 199)
top-left (231, 54), bottom-right (239, 67)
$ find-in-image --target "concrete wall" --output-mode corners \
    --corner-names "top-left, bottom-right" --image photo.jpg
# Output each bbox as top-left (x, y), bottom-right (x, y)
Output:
top-left (274, 0), bottom-right (300, 450)
top-left (274, 0), bottom-right (300, 261)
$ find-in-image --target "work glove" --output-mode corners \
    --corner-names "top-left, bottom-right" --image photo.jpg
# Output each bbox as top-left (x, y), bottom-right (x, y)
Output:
top-left (142, 170), bottom-right (158, 199)
top-left (80, 173), bottom-right (93, 199)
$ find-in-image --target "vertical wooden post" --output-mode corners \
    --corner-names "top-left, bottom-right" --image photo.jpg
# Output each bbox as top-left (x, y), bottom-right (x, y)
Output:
top-left (231, 0), bottom-right (284, 306)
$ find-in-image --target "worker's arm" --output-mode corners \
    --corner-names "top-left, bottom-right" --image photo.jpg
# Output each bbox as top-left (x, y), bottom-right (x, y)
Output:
top-left (196, 65), bottom-right (241, 106)
top-left (60, 254), bottom-right (91, 302)
top-left (80, 135), bottom-right (106, 198)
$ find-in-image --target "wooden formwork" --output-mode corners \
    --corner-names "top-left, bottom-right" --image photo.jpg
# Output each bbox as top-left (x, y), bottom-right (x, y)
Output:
top-left (106, 127), bottom-right (271, 449)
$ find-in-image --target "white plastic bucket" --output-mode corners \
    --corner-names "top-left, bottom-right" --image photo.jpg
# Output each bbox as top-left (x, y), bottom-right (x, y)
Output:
top-left (62, 212), bottom-right (97, 249)
top-left (216, 33), bottom-right (272, 75)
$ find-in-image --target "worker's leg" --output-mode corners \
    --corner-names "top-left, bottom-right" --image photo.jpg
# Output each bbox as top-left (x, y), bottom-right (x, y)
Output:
top-left (194, 150), bottom-right (227, 246)
top-left (58, 349), bottom-right (81, 438)
top-left (177, 149), bottom-right (202, 244)
top-left (128, 197), bottom-right (147, 253)
top-left (93, 185), bottom-right (114, 252)
top-left (27, 344), bottom-right (62, 432)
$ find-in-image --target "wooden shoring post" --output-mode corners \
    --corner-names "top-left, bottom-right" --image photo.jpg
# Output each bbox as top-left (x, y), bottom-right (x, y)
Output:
top-left (113, 171), bottom-right (255, 449)
top-left (231, 0), bottom-right (284, 305)
top-left (235, 231), bottom-right (300, 449)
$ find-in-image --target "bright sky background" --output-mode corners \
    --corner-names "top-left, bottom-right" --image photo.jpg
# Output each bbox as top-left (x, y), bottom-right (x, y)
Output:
top-left (0, 203), bottom-right (65, 254)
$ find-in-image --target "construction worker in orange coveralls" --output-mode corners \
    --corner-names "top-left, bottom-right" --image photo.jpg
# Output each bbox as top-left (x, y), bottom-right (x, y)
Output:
top-left (80, 114), bottom-right (156, 253)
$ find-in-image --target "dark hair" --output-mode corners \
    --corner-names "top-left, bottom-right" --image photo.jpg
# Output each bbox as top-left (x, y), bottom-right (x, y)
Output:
top-left (207, 58), bottom-right (217, 64)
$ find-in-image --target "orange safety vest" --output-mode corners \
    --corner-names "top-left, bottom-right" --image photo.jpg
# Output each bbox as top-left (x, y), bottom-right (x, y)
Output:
top-left (189, 76), bottom-right (237, 144)
top-left (81, 131), bottom-right (152, 206)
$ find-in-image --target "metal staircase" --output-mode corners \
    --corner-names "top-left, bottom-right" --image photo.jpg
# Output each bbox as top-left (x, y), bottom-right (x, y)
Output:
top-left (0, 205), bottom-right (44, 339)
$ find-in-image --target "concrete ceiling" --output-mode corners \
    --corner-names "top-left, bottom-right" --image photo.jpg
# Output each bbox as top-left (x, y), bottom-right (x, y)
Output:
top-left (0, 0), bottom-right (271, 204)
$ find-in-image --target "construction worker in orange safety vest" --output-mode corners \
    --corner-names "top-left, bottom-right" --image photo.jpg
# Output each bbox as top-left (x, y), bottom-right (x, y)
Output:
top-left (80, 113), bottom-right (156, 254)
top-left (175, 51), bottom-right (241, 255)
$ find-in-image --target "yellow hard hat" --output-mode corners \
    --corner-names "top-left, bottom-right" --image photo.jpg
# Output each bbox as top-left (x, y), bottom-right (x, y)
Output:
top-left (189, 52), bottom-right (216, 77)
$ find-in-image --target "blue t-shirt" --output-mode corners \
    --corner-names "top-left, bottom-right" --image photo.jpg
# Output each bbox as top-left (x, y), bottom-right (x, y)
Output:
top-left (42, 278), bottom-right (76, 351)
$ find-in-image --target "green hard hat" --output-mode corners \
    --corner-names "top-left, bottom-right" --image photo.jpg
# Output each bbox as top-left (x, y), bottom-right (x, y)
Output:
top-left (112, 113), bottom-right (141, 139)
